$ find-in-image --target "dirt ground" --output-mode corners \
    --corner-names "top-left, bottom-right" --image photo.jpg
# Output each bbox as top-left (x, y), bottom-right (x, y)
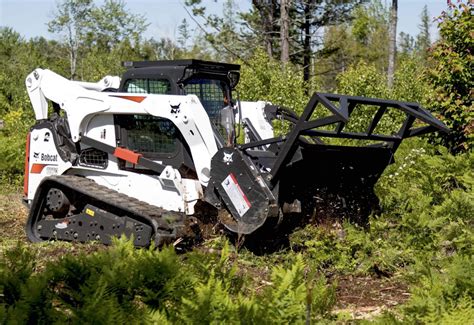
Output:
top-left (0, 193), bottom-right (28, 242)
top-left (0, 193), bottom-right (103, 268)
top-left (332, 274), bottom-right (409, 319)
top-left (0, 193), bottom-right (409, 320)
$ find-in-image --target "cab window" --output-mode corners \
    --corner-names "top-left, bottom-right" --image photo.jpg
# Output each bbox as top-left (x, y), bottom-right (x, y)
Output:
top-left (184, 79), bottom-right (229, 125)
top-left (124, 79), bottom-right (171, 94)
top-left (115, 114), bottom-right (178, 156)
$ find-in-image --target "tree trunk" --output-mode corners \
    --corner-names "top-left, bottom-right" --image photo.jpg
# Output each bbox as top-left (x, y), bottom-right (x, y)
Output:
top-left (266, 1), bottom-right (275, 58)
top-left (70, 49), bottom-right (76, 80)
top-left (387, 0), bottom-right (398, 89)
top-left (303, 2), bottom-right (311, 88)
top-left (280, 0), bottom-right (290, 63)
top-left (67, 27), bottom-right (77, 80)
top-left (252, 0), bottom-right (275, 58)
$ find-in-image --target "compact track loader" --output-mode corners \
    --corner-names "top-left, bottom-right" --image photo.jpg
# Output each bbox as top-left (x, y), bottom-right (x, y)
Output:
top-left (23, 60), bottom-right (449, 247)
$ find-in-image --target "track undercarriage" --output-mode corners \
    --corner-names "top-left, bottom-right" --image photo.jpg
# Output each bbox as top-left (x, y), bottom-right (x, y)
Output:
top-left (26, 175), bottom-right (201, 247)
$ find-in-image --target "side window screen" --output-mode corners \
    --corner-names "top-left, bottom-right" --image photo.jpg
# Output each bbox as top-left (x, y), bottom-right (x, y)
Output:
top-left (115, 115), bottom-right (177, 155)
top-left (149, 79), bottom-right (171, 94)
top-left (125, 79), bottom-right (171, 94)
top-left (184, 79), bottom-right (227, 125)
top-left (125, 79), bottom-right (147, 93)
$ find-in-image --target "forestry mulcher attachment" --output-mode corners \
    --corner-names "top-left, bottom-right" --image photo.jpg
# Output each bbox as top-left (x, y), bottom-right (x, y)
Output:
top-left (23, 60), bottom-right (449, 247)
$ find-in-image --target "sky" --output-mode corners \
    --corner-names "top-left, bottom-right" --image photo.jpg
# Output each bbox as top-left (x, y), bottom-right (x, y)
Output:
top-left (0, 0), bottom-right (447, 42)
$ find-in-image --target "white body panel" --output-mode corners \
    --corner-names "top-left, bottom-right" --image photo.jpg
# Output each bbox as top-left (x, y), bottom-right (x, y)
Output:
top-left (238, 101), bottom-right (274, 142)
top-left (24, 68), bottom-right (274, 217)
top-left (74, 167), bottom-right (200, 214)
top-left (24, 68), bottom-right (219, 215)
top-left (27, 127), bottom-right (72, 199)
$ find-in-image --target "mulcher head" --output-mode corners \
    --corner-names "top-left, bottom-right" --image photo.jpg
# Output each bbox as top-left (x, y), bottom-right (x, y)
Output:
top-left (206, 93), bottom-right (450, 234)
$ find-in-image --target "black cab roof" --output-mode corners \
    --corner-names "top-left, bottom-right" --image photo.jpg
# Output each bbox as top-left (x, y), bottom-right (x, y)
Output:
top-left (119, 59), bottom-right (241, 92)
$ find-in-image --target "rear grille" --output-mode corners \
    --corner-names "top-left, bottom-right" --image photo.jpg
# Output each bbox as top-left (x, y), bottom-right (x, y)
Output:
top-left (79, 148), bottom-right (108, 169)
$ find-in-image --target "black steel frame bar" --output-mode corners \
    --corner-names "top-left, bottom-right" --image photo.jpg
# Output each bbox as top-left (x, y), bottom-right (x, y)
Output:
top-left (238, 136), bottom-right (285, 150)
top-left (301, 130), bottom-right (400, 142)
top-left (264, 92), bottom-right (449, 183)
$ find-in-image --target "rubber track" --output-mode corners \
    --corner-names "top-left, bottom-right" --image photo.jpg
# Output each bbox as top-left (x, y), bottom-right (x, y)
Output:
top-left (37, 175), bottom-right (186, 244)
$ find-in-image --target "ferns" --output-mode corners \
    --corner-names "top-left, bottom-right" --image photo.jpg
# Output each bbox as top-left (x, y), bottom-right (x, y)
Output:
top-left (401, 255), bottom-right (474, 324)
top-left (262, 255), bottom-right (336, 324)
top-left (180, 275), bottom-right (239, 324)
top-left (176, 253), bottom-right (335, 324)
top-left (0, 240), bottom-right (337, 324)
top-left (0, 242), bottom-right (36, 306)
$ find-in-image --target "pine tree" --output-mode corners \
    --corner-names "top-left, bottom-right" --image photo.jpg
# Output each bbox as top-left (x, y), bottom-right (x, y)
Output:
top-left (178, 18), bottom-right (191, 50)
top-left (415, 5), bottom-right (431, 60)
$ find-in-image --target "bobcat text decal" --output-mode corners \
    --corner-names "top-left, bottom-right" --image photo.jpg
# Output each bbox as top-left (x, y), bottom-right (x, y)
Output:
top-left (40, 153), bottom-right (58, 162)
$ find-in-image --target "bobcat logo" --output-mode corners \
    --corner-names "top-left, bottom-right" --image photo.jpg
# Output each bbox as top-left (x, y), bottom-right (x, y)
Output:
top-left (170, 103), bottom-right (180, 114)
top-left (223, 152), bottom-right (234, 165)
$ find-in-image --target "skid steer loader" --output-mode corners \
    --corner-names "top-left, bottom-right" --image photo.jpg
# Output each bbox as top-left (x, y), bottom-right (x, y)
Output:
top-left (23, 59), bottom-right (449, 247)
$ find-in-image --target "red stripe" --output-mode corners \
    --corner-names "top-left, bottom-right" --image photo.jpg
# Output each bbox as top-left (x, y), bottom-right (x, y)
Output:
top-left (114, 147), bottom-right (142, 164)
top-left (229, 173), bottom-right (252, 208)
top-left (30, 163), bottom-right (49, 174)
top-left (23, 133), bottom-right (30, 197)
top-left (110, 95), bottom-right (146, 103)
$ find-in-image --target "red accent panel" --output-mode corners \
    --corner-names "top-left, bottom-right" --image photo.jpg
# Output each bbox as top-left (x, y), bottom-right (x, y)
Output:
top-left (30, 163), bottom-right (48, 174)
top-left (114, 147), bottom-right (142, 164)
top-left (110, 95), bottom-right (146, 103)
top-left (23, 133), bottom-right (30, 197)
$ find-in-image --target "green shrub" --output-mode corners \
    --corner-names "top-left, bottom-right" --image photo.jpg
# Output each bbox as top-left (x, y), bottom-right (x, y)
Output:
top-left (0, 107), bottom-right (33, 191)
top-left (376, 143), bottom-right (473, 253)
top-left (238, 49), bottom-right (309, 115)
top-left (336, 59), bottom-right (431, 140)
top-left (426, 1), bottom-right (473, 153)
top-left (290, 225), bottom-right (356, 272)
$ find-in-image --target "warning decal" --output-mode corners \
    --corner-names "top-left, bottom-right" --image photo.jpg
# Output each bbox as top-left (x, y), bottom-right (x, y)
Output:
top-left (221, 173), bottom-right (251, 217)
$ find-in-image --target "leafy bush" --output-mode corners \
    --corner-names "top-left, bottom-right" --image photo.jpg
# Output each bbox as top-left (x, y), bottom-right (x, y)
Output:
top-left (337, 61), bottom-right (389, 99)
top-left (290, 225), bottom-right (356, 272)
top-left (377, 144), bottom-right (473, 253)
top-left (0, 108), bottom-right (33, 191)
top-left (238, 49), bottom-right (309, 115)
top-left (427, 1), bottom-right (473, 153)
top-left (336, 58), bottom-right (431, 139)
